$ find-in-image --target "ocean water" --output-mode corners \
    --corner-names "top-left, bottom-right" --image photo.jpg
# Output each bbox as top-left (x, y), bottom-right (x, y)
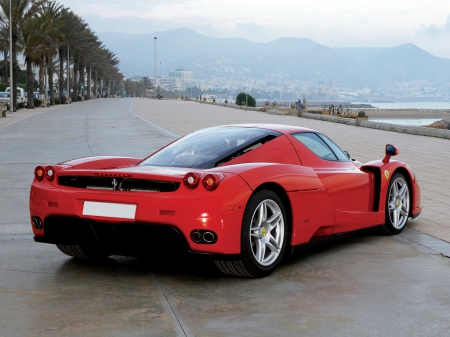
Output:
top-left (370, 118), bottom-right (442, 126)
top-left (352, 102), bottom-right (450, 110)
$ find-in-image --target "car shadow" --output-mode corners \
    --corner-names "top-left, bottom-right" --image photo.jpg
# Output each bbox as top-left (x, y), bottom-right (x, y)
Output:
top-left (55, 227), bottom-right (383, 279)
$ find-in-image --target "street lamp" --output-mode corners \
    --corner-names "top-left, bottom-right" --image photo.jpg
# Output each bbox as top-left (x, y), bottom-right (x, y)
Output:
top-left (67, 44), bottom-right (70, 103)
top-left (153, 37), bottom-right (157, 96)
top-left (9, 0), bottom-right (13, 111)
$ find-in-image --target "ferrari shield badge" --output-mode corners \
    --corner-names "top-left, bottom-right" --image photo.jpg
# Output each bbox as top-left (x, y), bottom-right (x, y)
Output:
top-left (384, 170), bottom-right (389, 179)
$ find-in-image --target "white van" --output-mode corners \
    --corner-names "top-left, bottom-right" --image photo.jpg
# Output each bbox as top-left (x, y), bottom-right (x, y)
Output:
top-left (5, 87), bottom-right (27, 107)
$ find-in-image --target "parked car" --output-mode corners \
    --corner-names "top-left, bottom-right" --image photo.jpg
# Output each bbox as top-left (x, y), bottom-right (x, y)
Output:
top-left (30, 124), bottom-right (421, 277)
top-left (0, 92), bottom-right (10, 104)
top-left (5, 87), bottom-right (27, 107)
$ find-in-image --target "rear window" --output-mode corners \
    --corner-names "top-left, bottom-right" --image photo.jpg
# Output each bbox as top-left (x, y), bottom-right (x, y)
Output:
top-left (292, 132), bottom-right (350, 161)
top-left (140, 127), bottom-right (280, 168)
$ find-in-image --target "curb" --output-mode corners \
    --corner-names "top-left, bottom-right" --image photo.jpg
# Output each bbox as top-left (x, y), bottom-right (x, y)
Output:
top-left (301, 112), bottom-right (450, 140)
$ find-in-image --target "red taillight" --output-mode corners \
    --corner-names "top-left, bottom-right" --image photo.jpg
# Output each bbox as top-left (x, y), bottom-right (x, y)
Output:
top-left (183, 172), bottom-right (201, 189)
top-left (44, 166), bottom-right (55, 182)
top-left (34, 166), bottom-right (45, 182)
top-left (202, 173), bottom-right (223, 191)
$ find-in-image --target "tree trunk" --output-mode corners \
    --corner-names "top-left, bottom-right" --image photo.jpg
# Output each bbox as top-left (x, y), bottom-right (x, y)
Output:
top-left (58, 47), bottom-right (65, 101)
top-left (93, 70), bottom-right (97, 98)
top-left (12, 33), bottom-right (18, 111)
top-left (2, 51), bottom-right (7, 84)
top-left (26, 56), bottom-right (34, 109)
top-left (48, 63), bottom-right (54, 105)
top-left (79, 60), bottom-right (85, 99)
top-left (86, 64), bottom-right (90, 100)
top-left (39, 60), bottom-right (44, 95)
top-left (72, 57), bottom-right (79, 99)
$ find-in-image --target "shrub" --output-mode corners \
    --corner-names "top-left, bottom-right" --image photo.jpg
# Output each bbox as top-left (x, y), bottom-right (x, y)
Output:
top-left (77, 95), bottom-right (82, 101)
top-left (34, 98), bottom-right (41, 107)
top-left (54, 98), bottom-right (61, 105)
top-left (235, 92), bottom-right (256, 107)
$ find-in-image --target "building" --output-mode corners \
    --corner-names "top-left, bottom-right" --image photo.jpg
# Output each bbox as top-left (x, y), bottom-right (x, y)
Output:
top-left (156, 68), bottom-right (195, 92)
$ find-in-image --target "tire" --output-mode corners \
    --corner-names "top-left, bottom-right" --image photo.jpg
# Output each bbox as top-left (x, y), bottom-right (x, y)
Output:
top-left (379, 173), bottom-right (410, 235)
top-left (56, 244), bottom-right (111, 260)
top-left (215, 190), bottom-right (288, 277)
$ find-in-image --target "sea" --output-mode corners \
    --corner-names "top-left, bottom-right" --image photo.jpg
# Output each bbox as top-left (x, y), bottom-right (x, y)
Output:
top-left (351, 102), bottom-right (449, 126)
top-left (369, 118), bottom-right (442, 126)
top-left (351, 102), bottom-right (450, 110)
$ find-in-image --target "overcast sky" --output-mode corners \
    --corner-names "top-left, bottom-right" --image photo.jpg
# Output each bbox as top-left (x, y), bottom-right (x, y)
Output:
top-left (60, 0), bottom-right (450, 58)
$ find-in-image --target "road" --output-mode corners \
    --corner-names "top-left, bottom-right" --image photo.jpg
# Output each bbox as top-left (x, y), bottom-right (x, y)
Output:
top-left (1, 98), bottom-right (449, 336)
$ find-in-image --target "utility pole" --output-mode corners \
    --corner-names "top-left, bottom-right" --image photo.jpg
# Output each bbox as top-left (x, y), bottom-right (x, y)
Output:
top-left (9, 0), bottom-right (13, 111)
top-left (67, 45), bottom-right (70, 103)
top-left (154, 37), bottom-right (157, 97)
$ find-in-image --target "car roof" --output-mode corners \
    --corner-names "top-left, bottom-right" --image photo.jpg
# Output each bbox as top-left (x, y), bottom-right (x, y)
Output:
top-left (216, 124), bottom-right (317, 135)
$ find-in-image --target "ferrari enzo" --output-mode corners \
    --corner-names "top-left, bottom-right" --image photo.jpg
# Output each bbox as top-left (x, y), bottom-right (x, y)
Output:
top-left (30, 124), bottom-right (421, 277)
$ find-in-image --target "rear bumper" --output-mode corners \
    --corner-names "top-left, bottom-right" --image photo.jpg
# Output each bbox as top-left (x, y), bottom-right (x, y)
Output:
top-left (30, 174), bottom-right (252, 255)
top-left (33, 216), bottom-right (241, 259)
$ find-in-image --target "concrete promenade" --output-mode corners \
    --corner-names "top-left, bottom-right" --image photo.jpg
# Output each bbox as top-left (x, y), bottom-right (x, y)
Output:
top-left (1, 98), bottom-right (450, 336)
top-left (132, 98), bottom-right (450, 243)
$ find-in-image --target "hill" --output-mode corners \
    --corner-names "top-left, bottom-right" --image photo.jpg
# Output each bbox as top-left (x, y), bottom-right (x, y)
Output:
top-left (97, 28), bottom-right (450, 88)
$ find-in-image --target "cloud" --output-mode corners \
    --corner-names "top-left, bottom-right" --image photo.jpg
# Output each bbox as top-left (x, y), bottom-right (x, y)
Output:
top-left (417, 15), bottom-right (450, 37)
top-left (63, 0), bottom-right (197, 18)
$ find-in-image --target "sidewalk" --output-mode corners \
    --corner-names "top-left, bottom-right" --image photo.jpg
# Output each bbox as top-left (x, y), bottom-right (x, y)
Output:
top-left (0, 103), bottom-right (70, 132)
top-left (132, 98), bottom-right (450, 243)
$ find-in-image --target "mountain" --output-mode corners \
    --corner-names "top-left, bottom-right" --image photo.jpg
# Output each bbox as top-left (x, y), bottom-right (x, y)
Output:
top-left (97, 28), bottom-right (450, 88)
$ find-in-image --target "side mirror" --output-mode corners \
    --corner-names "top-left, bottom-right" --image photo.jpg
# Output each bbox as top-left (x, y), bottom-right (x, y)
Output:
top-left (383, 144), bottom-right (399, 164)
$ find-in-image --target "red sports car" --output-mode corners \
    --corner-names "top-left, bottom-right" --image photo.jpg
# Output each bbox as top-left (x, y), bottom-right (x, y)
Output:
top-left (30, 124), bottom-right (421, 277)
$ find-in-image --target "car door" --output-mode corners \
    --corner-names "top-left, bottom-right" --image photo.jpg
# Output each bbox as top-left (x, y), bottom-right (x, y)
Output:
top-left (288, 132), bottom-right (381, 233)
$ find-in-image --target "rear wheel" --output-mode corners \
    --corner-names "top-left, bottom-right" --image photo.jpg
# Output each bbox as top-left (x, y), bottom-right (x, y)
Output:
top-left (215, 190), bottom-right (288, 277)
top-left (56, 244), bottom-right (111, 260)
top-left (379, 173), bottom-right (410, 235)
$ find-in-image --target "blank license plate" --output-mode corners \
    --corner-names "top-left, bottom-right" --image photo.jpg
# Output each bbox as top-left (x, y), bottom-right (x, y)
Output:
top-left (82, 201), bottom-right (137, 219)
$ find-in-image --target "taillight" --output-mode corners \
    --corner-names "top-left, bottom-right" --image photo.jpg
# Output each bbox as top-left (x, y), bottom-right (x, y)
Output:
top-left (202, 173), bottom-right (223, 191)
top-left (34, 166), bottom-right (45, 182)
top-left (44, 166), bottom-right (55, 182)
top-left (183, 172), bottom-right (201, 189)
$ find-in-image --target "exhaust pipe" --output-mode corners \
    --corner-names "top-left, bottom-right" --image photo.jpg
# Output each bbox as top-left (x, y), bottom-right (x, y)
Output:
top-left (190, 230), bottom-right (217, 244)
top-left (203, 231), bottom-right (215, 243)
top-left (190, 230), bottom-right (203, 243)
top-left (32, 216), bottom-right (43, 229)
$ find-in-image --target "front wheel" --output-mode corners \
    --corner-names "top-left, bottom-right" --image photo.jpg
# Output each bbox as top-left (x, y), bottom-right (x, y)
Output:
top-left (215, 190), bottom-right (288, 277)
top-left (379, 173), bottom-right (410, 235)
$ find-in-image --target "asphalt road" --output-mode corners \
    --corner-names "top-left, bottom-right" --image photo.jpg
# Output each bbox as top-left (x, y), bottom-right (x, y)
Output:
top-left (1, 98), bottom-right (450, 336)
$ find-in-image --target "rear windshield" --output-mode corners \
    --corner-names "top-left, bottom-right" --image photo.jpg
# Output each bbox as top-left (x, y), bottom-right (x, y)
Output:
top-left (140, 127), bottom-right (279, 168)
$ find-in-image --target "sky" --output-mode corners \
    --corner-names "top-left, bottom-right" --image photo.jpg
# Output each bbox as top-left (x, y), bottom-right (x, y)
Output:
top-left (60, 0), bottom-right (450, 58)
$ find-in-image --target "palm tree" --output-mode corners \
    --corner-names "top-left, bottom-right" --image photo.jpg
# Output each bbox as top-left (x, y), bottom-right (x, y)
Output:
top-left (20, 12), bottom-right (49, 108)
top-left (0, 0), bottom-right (38, 111)
top-left (37, 1), bottom-right (65, 105)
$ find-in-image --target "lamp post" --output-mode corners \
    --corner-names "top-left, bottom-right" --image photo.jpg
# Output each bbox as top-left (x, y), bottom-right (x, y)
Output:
top-left (9, 0), bottom-right (13, 111)
top-left (66, 45), bottom-right (70, 103)
top-left (159, 61), bottom-right (161, 95)
top-left (153, 37), bottom-right (157, 97)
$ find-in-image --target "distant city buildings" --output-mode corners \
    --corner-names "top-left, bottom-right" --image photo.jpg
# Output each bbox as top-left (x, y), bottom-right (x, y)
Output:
top-left (128, 68), bottom-right (450, 103)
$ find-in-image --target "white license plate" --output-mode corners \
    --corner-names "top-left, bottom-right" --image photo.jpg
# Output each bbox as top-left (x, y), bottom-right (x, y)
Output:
top-left (82, 201), bottom-right (137, 219)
